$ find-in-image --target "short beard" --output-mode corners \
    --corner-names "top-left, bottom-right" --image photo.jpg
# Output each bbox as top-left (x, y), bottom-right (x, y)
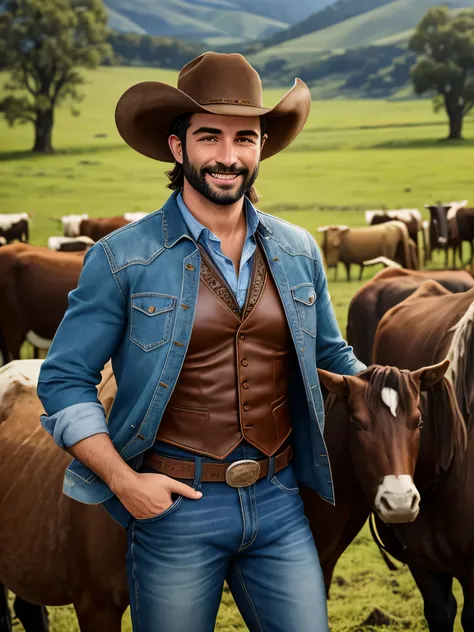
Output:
top-left (182, 152), bottom-right (259, 206)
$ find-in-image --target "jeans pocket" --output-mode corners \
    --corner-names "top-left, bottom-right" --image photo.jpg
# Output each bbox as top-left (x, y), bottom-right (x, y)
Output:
top-left (134, 494), bottom-right (184, 524)
top-left (270, 463), bottom-right (300, 495)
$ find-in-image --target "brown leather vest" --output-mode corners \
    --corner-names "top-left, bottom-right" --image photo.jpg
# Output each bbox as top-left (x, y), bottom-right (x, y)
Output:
top-left (155, 240), bottom-right (295, 459)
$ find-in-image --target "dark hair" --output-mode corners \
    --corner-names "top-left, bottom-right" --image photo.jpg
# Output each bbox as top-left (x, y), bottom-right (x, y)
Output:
top-left (165, 112), bottom-right (268, 204)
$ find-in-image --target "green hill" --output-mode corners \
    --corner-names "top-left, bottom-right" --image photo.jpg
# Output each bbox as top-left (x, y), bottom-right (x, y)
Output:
top-left (251, 0), bottom-right (474, 64)
top-left (104, 0), bottom-right (331, 45)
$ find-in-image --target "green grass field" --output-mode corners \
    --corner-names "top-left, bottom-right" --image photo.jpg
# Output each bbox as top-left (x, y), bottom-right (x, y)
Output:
top-left (1, 66), bottom-right (472, 630)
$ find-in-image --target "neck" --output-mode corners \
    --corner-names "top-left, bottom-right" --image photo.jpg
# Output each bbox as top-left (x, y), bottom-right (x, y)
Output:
top-left (181, 181), bottom-right (247, 242)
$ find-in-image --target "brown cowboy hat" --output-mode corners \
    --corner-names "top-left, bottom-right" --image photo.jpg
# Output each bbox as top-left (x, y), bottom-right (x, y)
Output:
top-left (115, 52), bottom-right (311, 162)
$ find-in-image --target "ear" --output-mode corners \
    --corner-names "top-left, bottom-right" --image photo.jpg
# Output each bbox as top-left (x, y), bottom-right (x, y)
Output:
top-left (168, 134), bottom-right (184, 165)
top-left (411, 359), bottom-right (450, 390)
top-left (261, 133), bottom-right (268, 149)
top-left (317, 369), bottom-right (348, 397)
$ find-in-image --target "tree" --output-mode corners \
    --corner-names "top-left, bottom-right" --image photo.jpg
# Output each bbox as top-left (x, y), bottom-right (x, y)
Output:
top-left (0, 0), bottom-right (112, 153)
top-left (409, 6), bottom-right (474, 140)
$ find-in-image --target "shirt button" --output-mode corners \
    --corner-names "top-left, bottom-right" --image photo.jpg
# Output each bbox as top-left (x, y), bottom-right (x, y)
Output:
top-left (147, 305), bottom-right (156, 314)
top-left (241, 359), bottom-right (248, 367)
top-left (239, 334), bottom-right (245, 340)
top-left (242, 381), bottom-right (249, 389)
top-left (243, 404), bottom-right (250, 411)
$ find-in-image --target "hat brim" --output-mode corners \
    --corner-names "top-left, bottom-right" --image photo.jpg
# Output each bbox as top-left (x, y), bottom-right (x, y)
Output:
top-left (115, 78), bottom-right (311, 162)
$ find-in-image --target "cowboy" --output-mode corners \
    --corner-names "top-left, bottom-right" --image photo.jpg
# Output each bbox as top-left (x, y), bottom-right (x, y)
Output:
top-left (37, 52), bottom-right (366, 631)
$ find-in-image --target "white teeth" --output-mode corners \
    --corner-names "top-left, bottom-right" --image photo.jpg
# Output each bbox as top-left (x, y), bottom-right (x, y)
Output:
top-left (210, 173), bottom-right (239, 180)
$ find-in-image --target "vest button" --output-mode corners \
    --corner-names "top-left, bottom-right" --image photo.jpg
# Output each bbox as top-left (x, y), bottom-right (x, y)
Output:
top-left (147, 305), bottom-right (156, 314)
top-left (241, 359), bottom-right (248, 367)
top-left (243, 404), bottom-right (250, 411)
top-left (242, 381), bottom-right (249, 389)
top-left (239, 334), bottom-right (245, 340)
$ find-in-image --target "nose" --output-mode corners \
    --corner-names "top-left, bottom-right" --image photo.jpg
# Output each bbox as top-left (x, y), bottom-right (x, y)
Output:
top-left (374, 475), bottom-right (420, 523)
top-left (215, 138), bottom-right (238, 167)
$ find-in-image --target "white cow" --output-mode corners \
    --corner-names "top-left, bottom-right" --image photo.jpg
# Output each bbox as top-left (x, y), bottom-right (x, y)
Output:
top-left (123, 212), bottom-right (149, 222)
top-left (48, 236), bottom-right (95, 252)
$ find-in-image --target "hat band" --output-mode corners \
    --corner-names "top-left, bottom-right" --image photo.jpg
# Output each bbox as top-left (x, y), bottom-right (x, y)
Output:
top-left (199, 98), bottom-right (263, 108)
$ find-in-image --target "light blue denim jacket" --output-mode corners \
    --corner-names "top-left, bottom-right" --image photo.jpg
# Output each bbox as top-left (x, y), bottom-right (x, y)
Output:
top-left (37, 190), bottom-right (366, 511)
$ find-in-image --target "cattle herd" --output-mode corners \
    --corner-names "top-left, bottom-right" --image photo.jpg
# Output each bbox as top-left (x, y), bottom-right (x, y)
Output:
top-left (0, 199), bottom-right (474, 632)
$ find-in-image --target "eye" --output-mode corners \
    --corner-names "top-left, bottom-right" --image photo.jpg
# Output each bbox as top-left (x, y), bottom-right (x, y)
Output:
top-left (200, 136), bottom-right (218, 142)
top-left (237, 138), bottom-right (254, 144)
top-left (349, 417), bottom-right (365, 432)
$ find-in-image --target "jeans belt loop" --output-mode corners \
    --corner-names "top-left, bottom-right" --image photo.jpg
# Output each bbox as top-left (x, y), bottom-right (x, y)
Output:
top-left (193, 456), bottom-right (203, 489)
top-left (267, 455), bottom-right (275, 481)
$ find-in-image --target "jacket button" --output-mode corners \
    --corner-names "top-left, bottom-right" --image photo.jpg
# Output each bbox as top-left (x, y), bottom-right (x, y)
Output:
top-left (239, 334), bottom-right (245, 340)
top-left (242, 381), bottom-right (249, 389)
top-left (185, 263), bottom-right (195, 270)
top-left (243, 404), bottom-right (250, 411)
top-left (147, 305), bottom-right (156, 314)
top-left (241, 359), bottom-right (248, 367)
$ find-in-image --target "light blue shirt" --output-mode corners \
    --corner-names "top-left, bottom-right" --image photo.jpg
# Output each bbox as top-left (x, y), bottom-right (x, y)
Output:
top-left (176, 191), bottom-right (260, 309)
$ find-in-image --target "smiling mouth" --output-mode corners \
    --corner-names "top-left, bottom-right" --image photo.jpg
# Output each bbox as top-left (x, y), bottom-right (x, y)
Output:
top-left (207, 172), bottom-right (242, 182)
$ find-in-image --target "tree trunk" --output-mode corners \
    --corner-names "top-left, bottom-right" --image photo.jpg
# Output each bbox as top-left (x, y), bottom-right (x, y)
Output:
top-left (445, 97), bottom-right (464, 140)
top-left (448, 111), bottom-right (463, 139)
top-left (33, 108), bottom-right (54, 153)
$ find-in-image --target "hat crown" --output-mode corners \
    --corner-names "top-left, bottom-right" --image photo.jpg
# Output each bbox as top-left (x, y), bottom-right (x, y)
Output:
top-left (177, 52), bottom-right (263, 108)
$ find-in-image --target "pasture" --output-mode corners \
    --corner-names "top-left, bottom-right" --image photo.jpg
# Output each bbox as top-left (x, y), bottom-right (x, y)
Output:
top-left (1, 65), bottom-right (473, 631)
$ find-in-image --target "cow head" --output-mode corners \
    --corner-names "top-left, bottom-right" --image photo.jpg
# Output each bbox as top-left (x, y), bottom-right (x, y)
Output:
top-left (60, 214), bottom-right (89, 237)
top-left (317, 226), bottom-right (349, 267)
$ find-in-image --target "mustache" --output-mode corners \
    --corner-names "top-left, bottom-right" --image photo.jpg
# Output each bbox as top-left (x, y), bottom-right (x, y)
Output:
top-left (201, 163), bottom-right (249, 176)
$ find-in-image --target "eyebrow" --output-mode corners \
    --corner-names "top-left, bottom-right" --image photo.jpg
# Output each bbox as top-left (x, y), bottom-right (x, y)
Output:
top-left (192, 127), bottom-right (259, 138)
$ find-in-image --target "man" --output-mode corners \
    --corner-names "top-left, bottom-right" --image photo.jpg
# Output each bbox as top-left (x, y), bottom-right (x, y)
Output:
top-left (37, 52), bottom-right (366, 632)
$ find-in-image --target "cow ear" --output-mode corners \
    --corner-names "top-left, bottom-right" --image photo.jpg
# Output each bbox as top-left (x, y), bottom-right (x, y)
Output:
top-left (411, 359), bottom-right (450, 390)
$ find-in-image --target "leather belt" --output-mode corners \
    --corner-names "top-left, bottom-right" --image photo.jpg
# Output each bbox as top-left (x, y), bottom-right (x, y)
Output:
top-left (143, 443), bottom-right (293, 488)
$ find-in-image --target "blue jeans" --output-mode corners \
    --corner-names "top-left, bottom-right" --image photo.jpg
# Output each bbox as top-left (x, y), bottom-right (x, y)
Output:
top-left (125, 440), bottom-right (329, 632)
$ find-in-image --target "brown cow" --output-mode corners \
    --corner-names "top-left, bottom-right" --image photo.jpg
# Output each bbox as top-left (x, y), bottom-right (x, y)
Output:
top-left (347, 268), bottom-right (474, 365)
top-left (0, 245), bottom-right (84, 365)
top-left (0, 358), bottom-right (447, 631)
top-left (372, 281), bottom-right (474, 631)
top-left (318, 220), bottom-right (417, 281)
top-left (425, 200), bottom-right (474, 268)
top-left (78, 217), bottom-right (130, 241)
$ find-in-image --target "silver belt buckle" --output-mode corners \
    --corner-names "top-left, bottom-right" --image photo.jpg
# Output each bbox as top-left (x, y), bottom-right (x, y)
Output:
top-left (225, 459), bottom-right (261, 488)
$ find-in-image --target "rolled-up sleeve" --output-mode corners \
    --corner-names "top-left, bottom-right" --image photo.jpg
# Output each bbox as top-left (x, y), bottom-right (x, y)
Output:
top-left (309, 233), bottom-right (367, 376)
top-left (37, 242), bottom-right (127, 449)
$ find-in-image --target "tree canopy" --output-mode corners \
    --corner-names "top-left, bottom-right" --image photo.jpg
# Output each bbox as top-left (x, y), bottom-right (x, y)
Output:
top-left (409, 6), bottom-right (474, 139)
top-left (0, 0), bottom-right (112, 152)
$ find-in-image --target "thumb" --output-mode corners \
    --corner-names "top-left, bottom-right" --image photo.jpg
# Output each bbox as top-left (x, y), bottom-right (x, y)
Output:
top-left (168, 479), bottom-right (203, 499)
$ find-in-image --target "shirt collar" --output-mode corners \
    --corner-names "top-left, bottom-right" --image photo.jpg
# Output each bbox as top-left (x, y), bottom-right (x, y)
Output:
top-left (177, 190), bottom-right (261, 243)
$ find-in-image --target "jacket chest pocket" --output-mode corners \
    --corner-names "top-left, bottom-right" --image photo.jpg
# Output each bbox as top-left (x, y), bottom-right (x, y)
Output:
top-left (291, 283), bottom-right (317, 338)
top-left (130, 292), bottom-right (177, 351)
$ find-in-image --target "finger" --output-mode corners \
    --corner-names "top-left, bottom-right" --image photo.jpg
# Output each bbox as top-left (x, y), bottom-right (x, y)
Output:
top-left (167, 479), bottom-right (203, 499)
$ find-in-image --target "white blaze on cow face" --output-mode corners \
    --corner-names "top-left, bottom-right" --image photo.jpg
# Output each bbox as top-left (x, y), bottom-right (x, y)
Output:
top-left (60, 214), bottom-right (88, 237)
top-left (375, 475), bottom-right (420, 523)
top-left (0, 213), bottom-right (29, 231)
top-left (381, 387), bottom-right (399, 417)
top-left (0, 359), bottom-right (44, 401)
